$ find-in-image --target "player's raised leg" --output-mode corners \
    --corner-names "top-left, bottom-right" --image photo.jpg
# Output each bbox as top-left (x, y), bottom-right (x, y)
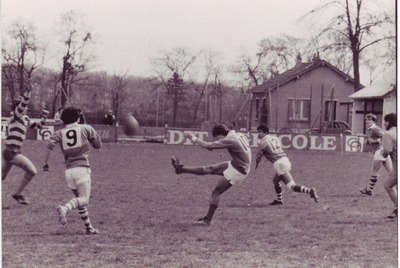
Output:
top-left (171, 156), bottom-right (228, 176)
top-left (282, 173), bottom-right (319, 203)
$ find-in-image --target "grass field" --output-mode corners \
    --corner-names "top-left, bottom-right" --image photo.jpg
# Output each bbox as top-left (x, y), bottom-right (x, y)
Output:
top-left (2, 140), bottom-right (398, 268)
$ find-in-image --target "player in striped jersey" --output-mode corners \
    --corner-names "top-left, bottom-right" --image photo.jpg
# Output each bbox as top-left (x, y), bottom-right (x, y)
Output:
top-left (255, 124), bottom-right (319, 205)
top-left (43, 107), bottom-right (102, 235)
top-left (2, 87), bottom-right (47, 205)
top-left (381, 113), bottom-right (397, 218)
top-left (171, 123), bottom-right (252, 226)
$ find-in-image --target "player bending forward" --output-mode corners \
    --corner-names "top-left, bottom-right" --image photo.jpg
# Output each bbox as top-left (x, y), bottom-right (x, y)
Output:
top-left (171, 124), bottom-right (251, 226)
top-left (255, 124), bottom-right (319, 205)
top-left (43, 107), bottom-right (102, 235)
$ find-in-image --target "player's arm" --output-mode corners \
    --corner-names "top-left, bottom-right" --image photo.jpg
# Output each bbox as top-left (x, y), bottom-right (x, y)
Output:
top-left (43, 135), bottom-right (59, 172)
top-left (29, 110), bottom-right (49, 129)
top-left (184, 131), bottom-right (211, 149)
top-left (255, 141), bottom-right (269, 169)
top-left (368, 128), bottom-right (384, 144)
top-left (14, 91), bottom-right (31, 119)
top-left (184, 131), bottom-right (229, 150)
top-left (88, 127), bottom-right (102, 149)
top-left (255, 150), bottom-right (264, 169)
top-left (381, 133), bottom-right (393, 158)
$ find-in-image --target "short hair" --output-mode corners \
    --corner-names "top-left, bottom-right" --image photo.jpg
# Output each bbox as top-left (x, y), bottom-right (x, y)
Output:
top-left (212, 123), bottom-right (231, 137)
top-left (61, 106), bottom-right (81, 124)
top-left (257, 124), bottom-right (269, 134)
top-left (384, 113), bottom-right (397, 130)
top-left (365, 113), bottom-right (377, 122)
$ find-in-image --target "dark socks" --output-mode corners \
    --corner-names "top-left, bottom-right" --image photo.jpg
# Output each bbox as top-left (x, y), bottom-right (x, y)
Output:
top-left (205, 204), bottom-right (218, 221)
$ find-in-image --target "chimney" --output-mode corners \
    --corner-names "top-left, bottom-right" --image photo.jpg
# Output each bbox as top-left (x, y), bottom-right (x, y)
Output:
top-left (312, 52), bottom-right (320, 62)
top-left (296, 53), bottom-right (302, 66)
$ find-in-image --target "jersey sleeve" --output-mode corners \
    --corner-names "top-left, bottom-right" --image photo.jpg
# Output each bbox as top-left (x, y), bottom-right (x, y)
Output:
top-left (370, 127), bottom-right (384, 140)
top-left (256, 139), bottom-right (269, 163)
top-left (86, 125), bottom-right (102, 149)
top-left (205, 137), bottom-right (233, 150)
top-left (47, 131), bottom-right (61, 150)
top-left (14, 91), bottom-right (31, 119)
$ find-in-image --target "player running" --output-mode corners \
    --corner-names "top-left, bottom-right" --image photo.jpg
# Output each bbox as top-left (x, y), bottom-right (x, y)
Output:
top-left (255, 124), bottom-right (319, 205)
top-left (43, 107), bottom-right (102, 235)
top-left (360, 113), bottom-right (393, 195)
top-left (2, 81), bottom-right (48, 205)
top-left (381, 113), bottom-right (397, 218)
top-left (171, 123), bottom-right (251, 226)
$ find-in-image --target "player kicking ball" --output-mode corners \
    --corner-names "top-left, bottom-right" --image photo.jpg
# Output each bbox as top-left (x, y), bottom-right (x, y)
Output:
top-left (43, 107), bottom-right (102, 235)
top-left (255, 124), bottom-right (319, 205)
top-left (171, 123), bottom-right (251, 226)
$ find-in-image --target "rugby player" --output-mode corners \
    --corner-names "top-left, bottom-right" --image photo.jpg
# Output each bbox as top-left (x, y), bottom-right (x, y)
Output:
top-left (360, 114), bottom-right (393, 195)
top-left (255, 124), bottom-right (319, 205)
top-left (43, 107), bottom-right (102, 235)
top-left (381, 113), bottom-right (397, 218)
top-left (171, 123), bottom-right (251, 226)
top-left (2, 81), bottom-right (47, 205)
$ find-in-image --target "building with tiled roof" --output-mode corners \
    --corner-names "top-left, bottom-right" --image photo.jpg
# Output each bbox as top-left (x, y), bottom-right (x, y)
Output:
top-left (249, 54), bottom-right (363, 133)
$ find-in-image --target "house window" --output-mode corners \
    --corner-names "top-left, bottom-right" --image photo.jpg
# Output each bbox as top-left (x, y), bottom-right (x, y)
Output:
top-left (324, 100), bottom-right (337, 121)
top-left (288, 99), bottom-right (310, 121)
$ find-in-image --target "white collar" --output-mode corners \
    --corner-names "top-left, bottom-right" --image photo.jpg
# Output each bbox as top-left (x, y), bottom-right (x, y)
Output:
top-left (65, 122), bottom-right (79, 128)
top-left (227, 130), bottom-right (236, 137)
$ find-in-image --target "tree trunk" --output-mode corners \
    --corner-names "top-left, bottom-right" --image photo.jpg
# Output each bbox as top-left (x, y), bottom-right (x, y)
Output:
top-left (352, 48), bottom-right (360, 91)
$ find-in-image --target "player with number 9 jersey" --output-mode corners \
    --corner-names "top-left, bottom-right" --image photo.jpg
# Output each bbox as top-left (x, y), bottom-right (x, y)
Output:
top-left (47, 123), bottom-right (102, 169)
top-left (43, 106), bottom-right (102, 235)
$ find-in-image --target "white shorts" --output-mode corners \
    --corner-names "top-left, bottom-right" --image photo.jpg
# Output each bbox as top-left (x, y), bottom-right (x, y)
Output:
top-left (65, 167), bottom-right (91, 190)
top-left (223, 162), bottom-right (248, 185)
top-left (273, 157), bottom-right (292, 175)
top-left (373, 148), bottom-right (387, 161)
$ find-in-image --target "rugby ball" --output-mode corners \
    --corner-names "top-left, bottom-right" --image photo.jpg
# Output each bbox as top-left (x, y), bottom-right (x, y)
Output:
top-left (123, 114), bottom-right (140, 136)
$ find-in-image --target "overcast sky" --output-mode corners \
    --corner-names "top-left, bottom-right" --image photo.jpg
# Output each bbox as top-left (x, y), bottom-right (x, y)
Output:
top-left (1, 0), bottom-right (395, 84)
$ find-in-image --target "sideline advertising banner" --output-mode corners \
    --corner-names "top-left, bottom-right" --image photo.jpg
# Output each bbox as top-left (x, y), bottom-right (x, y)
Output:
top-left (165, 129), bottom-right (366, 153)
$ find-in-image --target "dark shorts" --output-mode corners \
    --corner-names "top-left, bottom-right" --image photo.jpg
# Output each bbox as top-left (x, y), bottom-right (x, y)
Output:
top-left (3, 148), bottom-right (21, 162)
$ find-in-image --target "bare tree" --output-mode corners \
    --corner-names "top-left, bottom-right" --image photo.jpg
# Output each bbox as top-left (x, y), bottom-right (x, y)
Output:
top-left (258, 35), bottom-right (307, 76)
top-left (150, 46), bottom-right (200, 126)
top-left (189, 49), bottom-right (223, 126)
top-left (56, 9), bottom-right (97, 106)
top-left (303, 0), bottom-right (395, 90)
top-left (210, 70), bottom-right (229, 123)
top-left (111, 72), bottom-right (129, 122)
top-left (2, 18), bottom-right (46, 98)
top-left (230, 51), bottom-right (264, 93)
